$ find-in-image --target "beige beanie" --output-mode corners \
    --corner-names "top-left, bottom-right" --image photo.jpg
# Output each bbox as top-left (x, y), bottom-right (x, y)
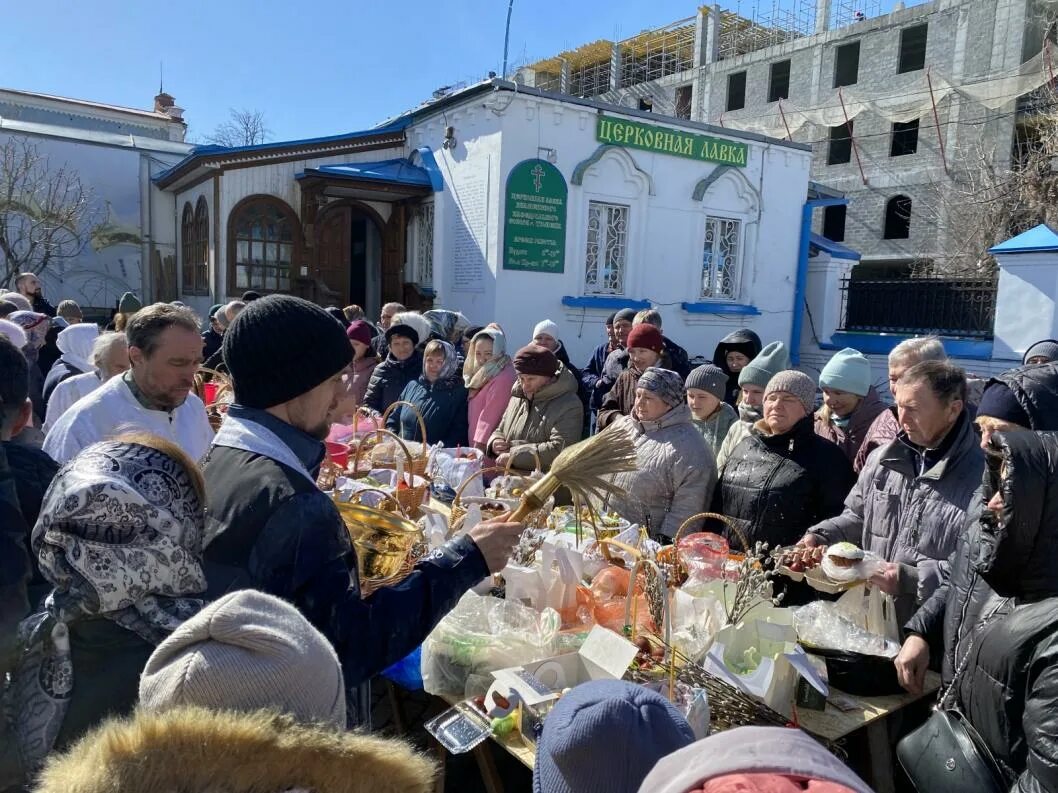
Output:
top-left (139, 590), bottom-right (346, 730)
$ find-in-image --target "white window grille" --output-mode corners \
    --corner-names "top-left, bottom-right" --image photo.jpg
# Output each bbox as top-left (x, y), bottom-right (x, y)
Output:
top-left (701, 216), bottom-right (742, 299)
top-left (584, 201), bottom-right (629, 295)
top-left (414, 202), bottom-right (434, 287)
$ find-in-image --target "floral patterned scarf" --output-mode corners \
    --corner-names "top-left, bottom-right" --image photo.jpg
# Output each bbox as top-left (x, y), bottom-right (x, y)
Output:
top-left (10, 440), bottom-right (207, 770)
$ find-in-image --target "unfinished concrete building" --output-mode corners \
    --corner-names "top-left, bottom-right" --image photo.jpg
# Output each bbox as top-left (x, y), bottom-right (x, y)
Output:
top-left (515, 0), bottom-right (1055, 275)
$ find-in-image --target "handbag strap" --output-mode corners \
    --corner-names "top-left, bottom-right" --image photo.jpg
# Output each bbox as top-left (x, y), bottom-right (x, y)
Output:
top-left (938, 598), bottom-right (1011, 710)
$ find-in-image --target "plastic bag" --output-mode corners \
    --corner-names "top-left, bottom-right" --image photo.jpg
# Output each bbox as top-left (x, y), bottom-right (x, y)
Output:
top-left (589, 567), bottom-right (655, 635)
top-left (382, 647), bottom-right (424, 690)
top-left (669, 589), bottom-right (725, 663)
top-left (428, 446), bottom-right (484, 493)
top-left (420, 592), bottom-right (561, 697)
top-left (820, 549), bottom-right (886, 583)
top-left (792, 596), bottom-right (901, 658)
top-left (644, 680), bottom-right (710, 740)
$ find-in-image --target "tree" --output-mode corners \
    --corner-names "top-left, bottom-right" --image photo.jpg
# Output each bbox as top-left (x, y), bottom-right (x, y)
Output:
top-left (206, 108), bottom-right (271, 148)
top-left (0, 136), bottom-right (97, 288)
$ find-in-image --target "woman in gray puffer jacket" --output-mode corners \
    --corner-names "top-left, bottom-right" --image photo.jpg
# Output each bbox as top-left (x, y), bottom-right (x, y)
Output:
top-left (602, 368), bottom-right (715, 540)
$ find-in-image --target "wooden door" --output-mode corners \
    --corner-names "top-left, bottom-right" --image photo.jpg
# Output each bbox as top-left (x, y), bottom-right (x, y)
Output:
top-left (315, 205), bottom-right (351, 305)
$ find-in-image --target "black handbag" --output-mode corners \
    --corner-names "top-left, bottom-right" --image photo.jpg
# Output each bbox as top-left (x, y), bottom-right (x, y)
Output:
top-left (896, 707), bottom-right (1006, 793)
top-left (896, 602), bottom-right (1010, 793)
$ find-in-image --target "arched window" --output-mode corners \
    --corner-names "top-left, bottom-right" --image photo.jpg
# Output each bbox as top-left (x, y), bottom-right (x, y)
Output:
top-left (883, 195), bottom-right (912, 240)
top-left (180, 199), bottom-right (210, 295)
top-left (227, 196), bottom-right (299, 295)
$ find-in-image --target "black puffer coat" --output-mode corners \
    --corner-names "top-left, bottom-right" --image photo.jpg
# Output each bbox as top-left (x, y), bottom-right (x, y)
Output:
top-left (3, 441), bottom-right (59, 610)
top-left (953, 431), bottom-right (1058, 791)
top-left (714, 415), bottom-right (854, 550)
top-left (712, 329), bottom-right (762, 407)
top-left (905, 362), bottom-right (1058, 681)
top-left (362, 350), bottom-right (424, 414)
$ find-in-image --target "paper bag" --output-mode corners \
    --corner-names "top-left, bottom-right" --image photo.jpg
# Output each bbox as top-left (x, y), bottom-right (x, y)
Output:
top-left (836, 584), bottom-right (901, 644)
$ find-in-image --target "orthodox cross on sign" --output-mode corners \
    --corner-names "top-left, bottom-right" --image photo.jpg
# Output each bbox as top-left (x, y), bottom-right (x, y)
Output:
top-left (531, 164), bottom-right (545, 193)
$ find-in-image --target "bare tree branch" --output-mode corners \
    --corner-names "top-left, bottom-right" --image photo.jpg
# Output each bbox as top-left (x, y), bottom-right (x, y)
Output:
top-left (0, 136), bottom-right (99, 288)
top-left (206, 108), bottom-right (271, 148)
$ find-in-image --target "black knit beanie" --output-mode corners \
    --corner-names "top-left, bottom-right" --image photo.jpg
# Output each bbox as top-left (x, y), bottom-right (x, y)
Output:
top-left (223, 295), bottom-right (353, 409)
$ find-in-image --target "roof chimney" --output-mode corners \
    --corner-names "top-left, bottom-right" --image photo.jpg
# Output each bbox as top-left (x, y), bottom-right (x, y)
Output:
top-left (154, 91), bottom-right (175, 113)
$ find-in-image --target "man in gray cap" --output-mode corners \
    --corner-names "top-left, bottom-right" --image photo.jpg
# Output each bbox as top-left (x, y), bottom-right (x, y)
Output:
top-left (685, 364), bottom-right (738, 459)
top-left (201, 295), bottom-right (523, 727)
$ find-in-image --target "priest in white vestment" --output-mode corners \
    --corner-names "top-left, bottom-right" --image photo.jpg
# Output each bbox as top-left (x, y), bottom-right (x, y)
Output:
top-left (44, 304), bottom-right (212, 464)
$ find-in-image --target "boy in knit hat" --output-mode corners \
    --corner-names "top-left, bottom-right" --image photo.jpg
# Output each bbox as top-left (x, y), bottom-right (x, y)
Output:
top-left (715, 341), bottom-right (790, 469)
top-left (201, 295), bottom-right (524, 727)
top-left (34, 589), bottom-right (437, 793)
top-left (814, 347), bottom-right (887, 464)
top-left (533, 679), bottom-right (695, 793)
top-left (685, 364), bottom-right (738, 458)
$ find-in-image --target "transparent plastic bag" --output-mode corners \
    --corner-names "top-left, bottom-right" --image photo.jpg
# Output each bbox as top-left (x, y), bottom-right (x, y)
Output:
top-left (792, 599), bottom-right (901, 658)
top-left (820, 549), bottom-right (886, 583)
top-left (420, 591), bottom-right (561, 697)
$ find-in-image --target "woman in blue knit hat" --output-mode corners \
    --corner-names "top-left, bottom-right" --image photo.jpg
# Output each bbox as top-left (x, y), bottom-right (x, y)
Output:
top-left (813, 347), bottom-right (886, 465)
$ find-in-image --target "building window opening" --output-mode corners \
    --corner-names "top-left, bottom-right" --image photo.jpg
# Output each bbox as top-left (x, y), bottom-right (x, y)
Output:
top-left (834, 41), bottom-right (860, 87)
top-left (181, 198), bottom-right (209, 295)
top-left (883, 195), bottom-right (912, 239)
top-left (898, 24), bottom-right (928, 73)
top-left (585, 201), bottom-right (629, 295)
top-left (822, 204), bottom-right (847, 242)
top-left (675, 85), bottom-right (693, 119)
top-left (768, 60), bottom-right (791, 102)
top-left (727, 71), bottom-right (747, 111)
top-left (702, 216), bottom-right (742, 299)
top-left (229, 198), bottom-right (297, 294)
top-left (890, 119), bottom-right (920, 156)
top-left (827, 121), bottom-right (854, 165)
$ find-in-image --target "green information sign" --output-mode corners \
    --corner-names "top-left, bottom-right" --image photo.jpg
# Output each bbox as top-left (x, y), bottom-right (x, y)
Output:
top-left (596, 114), bottom-right (748, 167)
top-left (503, 159), bottom-right (567, 273)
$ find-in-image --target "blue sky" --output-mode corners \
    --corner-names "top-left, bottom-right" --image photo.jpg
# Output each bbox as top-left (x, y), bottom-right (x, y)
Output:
top-left (2, 0), bottom-right (895, 143)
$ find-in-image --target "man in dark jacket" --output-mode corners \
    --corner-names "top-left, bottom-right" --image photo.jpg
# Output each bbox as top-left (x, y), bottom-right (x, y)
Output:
top-left (14, 272), bottom-right (56, 317)
top-left (587, 309), bottom-right (636, 415)
top-left (200, 296), bottom-right (523, 726)
top-left (201, 304), bottom-right (225, 361)
top-left (898, 362), bottom-right (1058, 690)
top-left (804, 361), bottom-right (984, 629)
top-left (0, 336), bottom-right (59, 610)
top-left (712, 328), bottom-right (762, 407)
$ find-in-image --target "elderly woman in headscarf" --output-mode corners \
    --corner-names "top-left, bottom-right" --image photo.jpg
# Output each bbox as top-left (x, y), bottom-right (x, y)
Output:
top-left (601, 368), bottom-right (715, 542)
top-left (6, 434), bottom-right (206, 782)
top-left (42, 323), bottom-right (99, 409)
top-left (386, 339), bottom-right (468, 447)
top-left (423, 309), bottom-right (471, 351)
top-left (8, 310), bottom-right (50, 421)
top-left (464, 326), bottom-right (516, 453)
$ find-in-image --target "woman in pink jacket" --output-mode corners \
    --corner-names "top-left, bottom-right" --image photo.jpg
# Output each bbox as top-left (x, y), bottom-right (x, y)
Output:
top-left (464, 327), bottom-right (516, 452)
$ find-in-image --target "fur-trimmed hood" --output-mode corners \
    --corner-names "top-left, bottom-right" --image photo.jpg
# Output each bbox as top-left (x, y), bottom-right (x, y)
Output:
top-left (34, 706), bottom-right (436, 793)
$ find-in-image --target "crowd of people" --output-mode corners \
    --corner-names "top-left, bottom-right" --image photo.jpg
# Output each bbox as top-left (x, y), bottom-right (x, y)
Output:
top-left (3, 269), bottom-right (1058, 791)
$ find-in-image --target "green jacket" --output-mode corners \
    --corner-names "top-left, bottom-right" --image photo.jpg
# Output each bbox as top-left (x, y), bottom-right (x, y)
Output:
top-left (691, 402), bottom-right (738, 460)
top-left (488, 366), bottom-right (584, 470)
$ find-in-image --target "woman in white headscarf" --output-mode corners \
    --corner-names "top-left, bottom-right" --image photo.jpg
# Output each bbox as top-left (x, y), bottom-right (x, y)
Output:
top-left (463, 326), bottom-right (516, 452)
top-left (6, 434), bottom-right (206, 783)
top-left (42, 323), bottom-right (99, 408)
top-left (386, 339), bottom-right (469, 447)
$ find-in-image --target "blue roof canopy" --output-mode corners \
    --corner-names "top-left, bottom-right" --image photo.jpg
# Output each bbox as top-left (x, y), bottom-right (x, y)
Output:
top-left (297, 156), bottom-right (443, 192)
top-left (809, 232), bottom-right (860, 261)
top-left (989, 224), bottom-right (1058, 254)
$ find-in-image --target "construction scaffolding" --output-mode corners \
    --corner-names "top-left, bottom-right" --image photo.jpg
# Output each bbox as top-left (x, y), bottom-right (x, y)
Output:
top-left (716, 1), bottom-right (814, 60)
top-left (830, 0), bottom-right (882, 31)
top-left (569, 41), bottom-right (615, 97)
top-left (618, 17), bottom-right (697, 87)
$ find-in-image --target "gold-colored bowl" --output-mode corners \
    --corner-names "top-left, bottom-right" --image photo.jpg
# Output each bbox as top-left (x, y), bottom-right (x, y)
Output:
top-left (336, 500), bottom-right (423, 582)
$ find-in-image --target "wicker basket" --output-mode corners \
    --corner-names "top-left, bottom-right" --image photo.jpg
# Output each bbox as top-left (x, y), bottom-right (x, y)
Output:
top-left (448, 454), bottom-right (550, 533)
top-left (350, 430), bottom-right (430, 516)
top-left (655, 513), bottom-right (750, 586)
top-left (375, 400), bottom-right (430, 476)
top-left (335, 488), bottom-right (421, 595)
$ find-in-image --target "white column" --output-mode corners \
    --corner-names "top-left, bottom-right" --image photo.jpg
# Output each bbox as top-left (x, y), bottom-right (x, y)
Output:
top-left (802, 253), bottom-right (853, 352)
top-left (992, 248), bottom-right (1058, 361)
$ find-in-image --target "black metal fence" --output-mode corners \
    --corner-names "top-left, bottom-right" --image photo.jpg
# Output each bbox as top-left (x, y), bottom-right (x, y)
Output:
top-left (839, 277), bottom-right (997, 338)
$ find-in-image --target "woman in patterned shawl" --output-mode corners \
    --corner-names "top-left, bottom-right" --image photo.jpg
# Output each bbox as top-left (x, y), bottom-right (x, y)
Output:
top-left (5, 433), bottom-right (207, 781)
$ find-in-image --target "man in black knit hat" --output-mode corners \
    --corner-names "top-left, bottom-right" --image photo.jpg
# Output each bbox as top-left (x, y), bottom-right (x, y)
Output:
top-left (200, 295), bottom-right (523, 727)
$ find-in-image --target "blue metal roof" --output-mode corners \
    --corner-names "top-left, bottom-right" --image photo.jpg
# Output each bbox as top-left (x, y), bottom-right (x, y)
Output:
top-left (153, 118), bottom-right (410, 187)
top-left (296, 155), bottom-right (443, 192)
top-left (989, 224), bottom-right (1058, 254)
top-left (809, 232), bottom-right (861, 261)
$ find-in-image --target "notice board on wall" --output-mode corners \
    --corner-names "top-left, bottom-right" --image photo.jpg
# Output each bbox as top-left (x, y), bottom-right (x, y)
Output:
top-left (502, 158), bottom-right (567, 274)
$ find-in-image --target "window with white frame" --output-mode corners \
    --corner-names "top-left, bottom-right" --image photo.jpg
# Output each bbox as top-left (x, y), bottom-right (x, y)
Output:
top-left (413, 202), bottom-right (434, 287)
top-left (584, 201), bottom-right (629, 295)
top-left (701, 216), bottom-right (742, 299)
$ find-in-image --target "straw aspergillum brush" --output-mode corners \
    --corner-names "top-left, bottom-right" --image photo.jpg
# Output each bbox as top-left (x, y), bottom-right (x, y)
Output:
top-left (509, 420), bottom-right (638, 523)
